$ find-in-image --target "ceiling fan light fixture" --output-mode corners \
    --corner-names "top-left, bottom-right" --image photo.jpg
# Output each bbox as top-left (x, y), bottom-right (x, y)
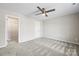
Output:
top-left (42, 13), bottom-right (45, 16)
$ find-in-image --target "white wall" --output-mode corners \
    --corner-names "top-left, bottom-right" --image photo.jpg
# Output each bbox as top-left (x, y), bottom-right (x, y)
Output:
top-left (19, 17), bottom-right (42, 42)
top-left (34, 20), bottom-right (43, 38)
top-left (0, 9), bottom-right (21, 48)
top-left (44, 13), bottom-right (79, 44)
top-left (0, 9), bottom-right (42, 48)
top-left (0, 13), bottom-right (6, 48)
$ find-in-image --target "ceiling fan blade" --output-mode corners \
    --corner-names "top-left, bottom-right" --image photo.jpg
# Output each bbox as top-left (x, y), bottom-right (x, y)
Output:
top-left (37, 6), bottom-right (44, 13)
top-left (35, 13), bottom-right (43, 15)
top-left (46, 9), bottom-right (55, 13)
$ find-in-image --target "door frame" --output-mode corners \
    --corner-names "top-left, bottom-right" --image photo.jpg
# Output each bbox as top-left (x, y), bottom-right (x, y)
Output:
top-left (5, 15), bottom-right (20, 44)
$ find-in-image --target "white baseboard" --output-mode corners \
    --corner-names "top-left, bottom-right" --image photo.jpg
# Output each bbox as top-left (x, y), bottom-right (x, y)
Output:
top-left (18, 37), bottom-right (41, 43)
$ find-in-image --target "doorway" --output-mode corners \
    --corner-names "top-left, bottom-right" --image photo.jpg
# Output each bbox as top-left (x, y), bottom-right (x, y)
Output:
top-left (6, 15), bottom-right (19, 43)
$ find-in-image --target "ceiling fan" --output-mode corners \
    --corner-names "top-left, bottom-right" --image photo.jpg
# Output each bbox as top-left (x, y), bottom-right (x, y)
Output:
top-left (35, 6), bottom-right (55, 17)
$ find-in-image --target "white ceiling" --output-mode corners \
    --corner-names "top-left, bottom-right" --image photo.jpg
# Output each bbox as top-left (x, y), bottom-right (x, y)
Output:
top-left (0, 3), bottom-right (79, 20)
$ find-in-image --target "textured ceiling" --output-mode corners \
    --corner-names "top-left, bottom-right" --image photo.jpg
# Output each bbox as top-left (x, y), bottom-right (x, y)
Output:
top-left (0, 3), bottom-right (79, 20)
